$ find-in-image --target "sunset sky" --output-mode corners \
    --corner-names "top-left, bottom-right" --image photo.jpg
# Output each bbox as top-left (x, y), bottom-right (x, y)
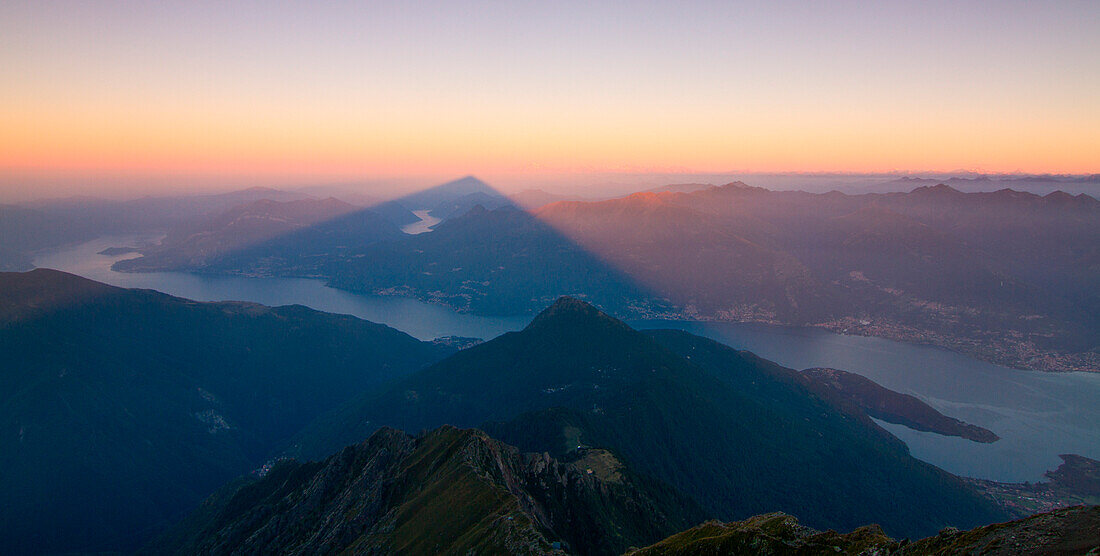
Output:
top-left (2, 0), bottom-right (1098, 198)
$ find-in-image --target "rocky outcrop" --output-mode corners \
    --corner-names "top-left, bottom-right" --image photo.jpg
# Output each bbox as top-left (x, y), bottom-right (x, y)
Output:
top-left (145, 426), bottom-right (703, 555)
top-left (628, 506), bottom-right (1100, 556)
top-left (624, 513), bottom-right (896, 555)
top-left (903, 505), bottom-right (1100, 555)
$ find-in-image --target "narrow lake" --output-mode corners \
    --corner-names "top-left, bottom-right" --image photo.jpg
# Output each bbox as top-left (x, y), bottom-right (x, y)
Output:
top-left (400, 210), bottom-right (442, 235)
top-left (34, 236), bottom-right (1100, 483)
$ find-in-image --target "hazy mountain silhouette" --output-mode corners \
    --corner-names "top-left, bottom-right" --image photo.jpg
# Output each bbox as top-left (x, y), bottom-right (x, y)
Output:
top-left (508, 188), bottom-right (589, 209)
top-left (428, 190), bottom-right (515, 220)
top-left (98, 179), bottom-right (1099, 371)
top-left (1, 187), bottom-right (317, 271)
top-left (113, 197), bottom-right (408, 274)
top-left (864, 174), bottom-right (1100, 195)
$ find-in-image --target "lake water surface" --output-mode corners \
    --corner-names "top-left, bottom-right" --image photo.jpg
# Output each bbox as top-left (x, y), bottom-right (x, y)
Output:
top-left (34, 235), bottom-right (529, 341)
top-left (34, 236), bottom-right (1100, 483)
top-left (400, 210), bottom-right (442, 235)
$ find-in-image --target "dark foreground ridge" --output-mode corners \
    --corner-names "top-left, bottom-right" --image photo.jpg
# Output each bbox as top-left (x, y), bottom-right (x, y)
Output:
top-left (628, 506), bottom-right (1100, 555)
top-left (151, 425), bottom-right (1099, 555)
top-left (145, 426), bottom-right (704, 555)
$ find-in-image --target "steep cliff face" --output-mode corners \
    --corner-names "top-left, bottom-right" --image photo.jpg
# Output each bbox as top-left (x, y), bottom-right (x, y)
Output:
top-left (146, 426), bottom-right (703, 556)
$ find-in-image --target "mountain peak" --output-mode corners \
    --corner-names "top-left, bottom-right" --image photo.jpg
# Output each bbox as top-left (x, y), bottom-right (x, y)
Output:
top-left (716, 181), bottom-right (770, 193)
top-left (0, 269), bottom-right (118, 322)
top-left (556, 294), bottom-right (597, 307)
top-left (910, 183), bottom-right (962, 195)
top-left (539, 295), bottom-right (600, 315)
top-left (442, 175), bottom-right (490, 189)
top-left (398, 176), bottom-right (499, 210)
top-left (524, 296), bottom-right (623, 332)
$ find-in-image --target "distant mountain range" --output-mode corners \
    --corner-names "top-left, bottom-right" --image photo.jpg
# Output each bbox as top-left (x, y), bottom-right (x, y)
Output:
top-left (429, 190), bottom-right (516, 220)
top-left (0, 185), bottom-right (424, 273)
top-left (0, 187), bottom-right (314, 271)
top-left (863, 174), bottom-right (1100, 195)
top-left (3, 175), bottom-right (1098, 554)
top-left (107, 180), bottom-right (1097, 371)
top-left (643, 182), bottom-right (715, 194)
top-left (113, 197), bottom-right (410, 274)
top-left (112, 197), bottom-right (359, 270)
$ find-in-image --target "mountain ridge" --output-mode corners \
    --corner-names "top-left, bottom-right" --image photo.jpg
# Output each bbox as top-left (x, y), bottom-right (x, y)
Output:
top-left (89, 181), bottom-right (1100, 371)
top-left (146, 425), bottom-right (705, 556)
top-left (290, 297), bottom-right (1007, 538)
top-left (0, 269), bottom-right (454, 554)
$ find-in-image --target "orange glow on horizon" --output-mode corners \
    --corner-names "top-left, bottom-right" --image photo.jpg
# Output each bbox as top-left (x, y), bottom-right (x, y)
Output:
top-left (3, 1), bottom-right (1097, 194)
top-left (4, 100), bottom-right (1098, 183)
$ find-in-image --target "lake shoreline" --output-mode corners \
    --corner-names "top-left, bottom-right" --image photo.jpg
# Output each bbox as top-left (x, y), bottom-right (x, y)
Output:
top-left (31, 235), bottom-right (1100, 483)
top-left (296, 277), bottom-right (1099, 374)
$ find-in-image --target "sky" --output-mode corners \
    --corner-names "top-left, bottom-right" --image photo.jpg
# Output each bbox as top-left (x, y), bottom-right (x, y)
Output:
top-left (2, 0), bottom-right (1098, 199)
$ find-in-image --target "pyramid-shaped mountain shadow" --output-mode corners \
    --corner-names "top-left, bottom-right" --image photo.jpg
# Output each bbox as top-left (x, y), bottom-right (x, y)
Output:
top-left (392, 175), bottom-right (516, 215)
top-left (288, 297), bottom-right (1007, 539)
top-left (106, 176), bottom-right (1100, 350)
top-left (112, 176), bottom-right (668, 317)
